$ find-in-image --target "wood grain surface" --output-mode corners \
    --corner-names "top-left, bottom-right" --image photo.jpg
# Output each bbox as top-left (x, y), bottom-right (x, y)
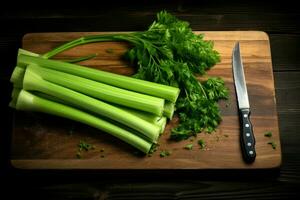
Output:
top-left (10, 31), bottom-right (281, 169)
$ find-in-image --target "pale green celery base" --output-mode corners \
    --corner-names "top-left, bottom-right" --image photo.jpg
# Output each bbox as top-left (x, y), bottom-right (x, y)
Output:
top-left (18, 49), bottom-right (40, 57)
top-left (16, 49), bottom-right (40, 68)
top-left (9, 88), bottom-right (21, 108)
top-left (10, 66), bottom-right (25, 86)
top-left (11, 88), bottom-right (21, 99)
top-left (15, 90), bottom-right (152, 154)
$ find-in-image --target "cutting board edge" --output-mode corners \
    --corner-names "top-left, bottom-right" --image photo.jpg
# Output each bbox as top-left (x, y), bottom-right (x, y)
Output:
top-left (21, 31), bottom-right (271, 43)
top-left (11, 157), bottom-right (282, 170)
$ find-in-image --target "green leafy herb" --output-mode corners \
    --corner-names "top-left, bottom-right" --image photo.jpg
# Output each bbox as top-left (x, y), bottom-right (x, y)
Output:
top-left (203, 77), bottom-right (229, 101)
top-left (264, 131), bottom-right (273, 137)
top-left (126, 12), bottom-right (229, 140)
top-left (184, 144), bottom-right (193, 150)
top-left (105, 48), bottom-right (114, 54)
top-left (78, 140), bottom-right (95, 151)
top-left (160, 150), bottom-right (171, 157)
top-left (198, 139), bottom-right (206, 149)
top-left (76, 140), bottom-right (96, 158)
top-left (268, 141), bottom-right (277, 149)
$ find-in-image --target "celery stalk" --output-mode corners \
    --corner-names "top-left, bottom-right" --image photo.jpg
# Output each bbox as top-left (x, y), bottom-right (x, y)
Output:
top-left (27, 65), bottom-right (165, 116)
top-left (12, 90), bottom-right (152, 153)
top-left (23, 66), bottom-right (160, 143)
top-left (18, 52), bottom-right (180, 103)
top-left (28, 91), bottom-right (165, 141)
top-left (42, 35), bottom-right (119, 59)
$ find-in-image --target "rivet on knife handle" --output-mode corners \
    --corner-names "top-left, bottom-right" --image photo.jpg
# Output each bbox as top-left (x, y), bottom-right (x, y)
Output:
top-left (239, 108), bottom-right (256, 163)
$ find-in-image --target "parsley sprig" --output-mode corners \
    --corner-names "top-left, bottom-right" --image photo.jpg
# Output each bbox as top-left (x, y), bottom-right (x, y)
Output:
top-left (123, 11), bottom-right (229, 140)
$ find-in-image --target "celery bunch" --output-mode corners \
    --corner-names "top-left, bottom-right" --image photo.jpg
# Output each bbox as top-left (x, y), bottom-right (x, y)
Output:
top-left (10, 49), bottom-right (180, 154)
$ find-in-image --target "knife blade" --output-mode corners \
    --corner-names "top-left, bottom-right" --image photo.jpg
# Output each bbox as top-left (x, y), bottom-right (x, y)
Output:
top-left (232, 42), bottom-right (256, 163)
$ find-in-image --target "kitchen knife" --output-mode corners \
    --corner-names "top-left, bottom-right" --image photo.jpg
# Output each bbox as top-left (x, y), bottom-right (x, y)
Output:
top-left (232, 42), bottom-right (256, 163)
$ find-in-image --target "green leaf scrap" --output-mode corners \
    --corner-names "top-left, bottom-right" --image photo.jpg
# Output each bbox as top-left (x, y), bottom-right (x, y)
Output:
top-left (184, 144), bottom-right (193, 150)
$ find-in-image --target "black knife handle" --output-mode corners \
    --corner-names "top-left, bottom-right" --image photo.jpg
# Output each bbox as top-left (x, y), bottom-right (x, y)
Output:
top-left (239, 108), bottom-right (256, 163)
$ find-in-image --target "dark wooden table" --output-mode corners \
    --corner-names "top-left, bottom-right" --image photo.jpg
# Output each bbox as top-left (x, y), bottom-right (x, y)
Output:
top-left (1, 1), bottom-right (300, 199)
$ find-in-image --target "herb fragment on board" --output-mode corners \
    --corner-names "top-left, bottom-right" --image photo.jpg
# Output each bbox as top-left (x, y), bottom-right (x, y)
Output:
top-left (198, 139), bottom-right (206, 149)
top-left (148, 144), bottom-right (158, 155)
top-left (76, 140), bottom-right (95, 159)
top-left (78, 140), bottom-right (95, 151)
top-left (267, 141), bottom-right (277, 149)
top-left (264, 131), bottom-right (273, 137)
top-left (184, 144), bottom-right (193, 150)
top-left (105, 48), bottom-right (114, 54)
top-left (223, 134), bottom-right (229, 138)
top-left (160, 150), bottom-right (171, 157)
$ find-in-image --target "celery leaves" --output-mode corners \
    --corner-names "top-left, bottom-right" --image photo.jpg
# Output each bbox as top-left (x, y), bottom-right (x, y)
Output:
top-left (121, 11), bottom-right (229, 140)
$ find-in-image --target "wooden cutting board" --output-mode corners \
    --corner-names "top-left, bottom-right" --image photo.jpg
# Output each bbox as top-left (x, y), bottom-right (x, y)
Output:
top-left (11, 31), bottom-right (281, 169)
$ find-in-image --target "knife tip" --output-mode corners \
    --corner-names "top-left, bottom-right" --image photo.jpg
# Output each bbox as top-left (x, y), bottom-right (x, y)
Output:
top-left (233, 42), bottom-right (241, 56)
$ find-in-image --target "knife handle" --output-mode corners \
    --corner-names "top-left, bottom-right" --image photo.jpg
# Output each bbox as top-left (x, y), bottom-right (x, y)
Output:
top-left (239, 108), bottom-right (256, 163)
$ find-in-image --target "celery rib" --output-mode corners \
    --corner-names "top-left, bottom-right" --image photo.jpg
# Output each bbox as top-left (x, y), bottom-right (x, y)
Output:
top-left (14, 90), bottom-right (152, 153)
top-left (28, 91), bottom-right (166, 140)
top-left (42, 35), bottom-right (121, 59)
